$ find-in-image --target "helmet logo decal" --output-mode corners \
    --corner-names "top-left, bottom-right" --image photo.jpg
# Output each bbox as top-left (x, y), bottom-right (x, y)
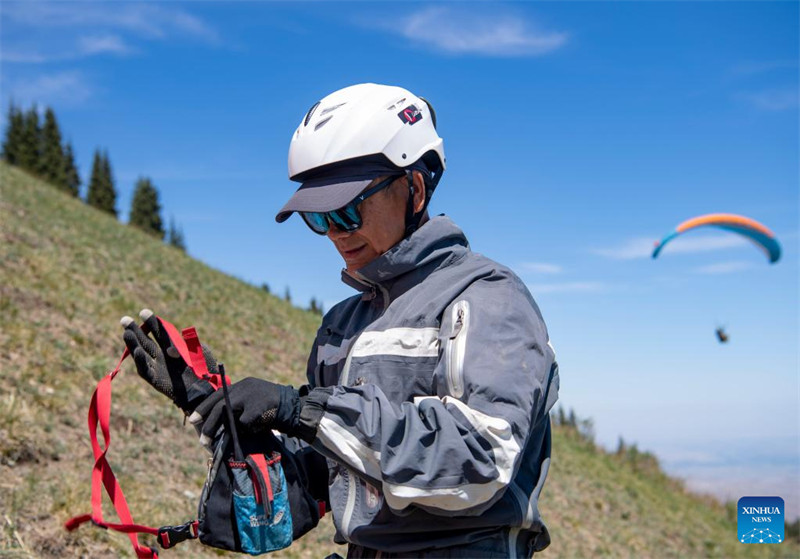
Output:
top-left (398, 104), bottom-right (423, 125)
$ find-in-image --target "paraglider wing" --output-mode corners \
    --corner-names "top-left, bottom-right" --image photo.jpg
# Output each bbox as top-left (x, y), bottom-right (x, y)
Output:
top-left (652, 213), bottom-right (781, 263)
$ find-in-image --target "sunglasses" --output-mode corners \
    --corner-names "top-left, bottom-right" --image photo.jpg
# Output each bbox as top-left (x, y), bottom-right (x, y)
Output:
top-left (300, 174), bottom-right (404, 235)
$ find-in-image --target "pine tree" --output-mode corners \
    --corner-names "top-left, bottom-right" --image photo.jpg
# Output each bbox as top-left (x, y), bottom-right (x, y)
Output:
top-left (18, 106), bottom-right (41, 173)
top-left (1, 102), bottom-right (24, 165)
top-left (308, 297), bottom-right (323, 315)
top-left (284, 287), bottom-right (292, 304)
top-left (129, 177), bottom-right (164, 239)
top-left (87, 150), bottom-right (102, 202)
top-left (101, 150), bottom-right (114, 204)
top-left (86, 149), bottom-right (117, 216)
top-left (166, 215), bottom-right (187, 251)
top-left (62, 141), bottom-right (81, 197)
top-left (40, 107), bottom-right (67, 189)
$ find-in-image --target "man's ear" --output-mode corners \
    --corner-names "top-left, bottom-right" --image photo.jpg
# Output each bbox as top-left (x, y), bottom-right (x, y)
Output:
top-left (412, 171), bottom-right (427, 214)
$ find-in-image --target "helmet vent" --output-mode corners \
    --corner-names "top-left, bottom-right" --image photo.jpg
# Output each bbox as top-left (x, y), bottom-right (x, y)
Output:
top-left (304, 101), bottom-right (321, 127)
top-left (321, 102), bottom-right (346, 116)
top-left (386, 97), bottom-right (406, 111)
top-left (314, 115), bottom-right (334, 131)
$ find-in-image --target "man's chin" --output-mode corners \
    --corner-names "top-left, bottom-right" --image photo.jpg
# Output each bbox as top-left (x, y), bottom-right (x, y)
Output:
top-left (341, 248), bottom-right (375, 272)
top-left (344, 257), bottom-right (375, 274)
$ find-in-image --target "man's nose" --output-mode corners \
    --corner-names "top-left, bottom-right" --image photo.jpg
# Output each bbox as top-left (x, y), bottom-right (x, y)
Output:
top-left (326, 220), bottom-right (351, 240)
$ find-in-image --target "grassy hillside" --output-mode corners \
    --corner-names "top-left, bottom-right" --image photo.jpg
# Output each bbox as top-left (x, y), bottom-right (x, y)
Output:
top-left (1, 161), bottom-right (796, 558)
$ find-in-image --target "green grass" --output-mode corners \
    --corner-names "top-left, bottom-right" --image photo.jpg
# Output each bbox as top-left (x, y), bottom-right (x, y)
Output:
top-left (1, 161), bottom-right (797, 558)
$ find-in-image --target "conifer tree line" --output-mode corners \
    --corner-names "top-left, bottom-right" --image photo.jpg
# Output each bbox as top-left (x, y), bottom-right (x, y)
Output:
top-left (3, 103), bottom-right (80, 196)
top-left (2, 102), bottom-right (187, 251)
top-left (86, 149), bottom-right (117, 216)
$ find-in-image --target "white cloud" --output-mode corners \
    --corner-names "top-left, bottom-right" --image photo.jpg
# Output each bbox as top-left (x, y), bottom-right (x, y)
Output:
top-left (518, 262), bottom-right (563, 275)
top-left (692, 261), bottom-right (753, 275)
top-left (78, 34), bottom-right (134, 56)
top-left (2, 2), bottom-right (219, 42)
top-left (730, 60), bottom-right (798, 77)
top-left (595, 234), bottom-right (751, 260)
top-left (0, 35), bottom-right (135, 64)
top-left (593, 237), bottom-right (656, 260)
top-left (0, 50), bottom-right (52, 63)
top-left (7, 71), bottom-right (94, 107)
top-left (739, 88), bottom-right (799, 111)
top-left (1, 2), bottom-right (220, 64)
top-left (528, 281), bottom-right (605, 294)
top-left (385, 6), bottom-right (568, 57)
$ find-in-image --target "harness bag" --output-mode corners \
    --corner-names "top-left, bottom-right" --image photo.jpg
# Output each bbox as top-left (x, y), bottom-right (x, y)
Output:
top-left (65, 316), bottom-right (324, 558)
top-left (198, 364), bottom-right (324, 554)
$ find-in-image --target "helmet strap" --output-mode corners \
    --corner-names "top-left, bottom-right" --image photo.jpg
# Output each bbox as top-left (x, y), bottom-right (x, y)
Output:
top-left (404, 170), bottom-right (424, 237)
top-left (404, 164), bottom-right (443, 237)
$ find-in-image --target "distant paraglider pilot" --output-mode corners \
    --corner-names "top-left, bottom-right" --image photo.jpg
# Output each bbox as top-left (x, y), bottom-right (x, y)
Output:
top-left (715, 327), bottom-right (729, 344)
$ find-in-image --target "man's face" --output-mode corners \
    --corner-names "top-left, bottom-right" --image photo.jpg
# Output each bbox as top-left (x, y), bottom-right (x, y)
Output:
top-left (327, 174), bottom-right (421, 273)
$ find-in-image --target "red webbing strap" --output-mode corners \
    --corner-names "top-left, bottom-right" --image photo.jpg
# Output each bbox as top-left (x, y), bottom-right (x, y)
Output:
top-left (156, 319), bottom-right (199, 376)
top-left (64, 349), bottom-right (159, 558)
top-left (157, 319), bottom-right (225, 390)
top-left (246, 453), bottom-right (274, 506)
top-left (65, 317), bottom-right (216, 558)
top-left (182, 326), bottom-right (224, 390)
top-left (181, 327), bottom-right (209, 379)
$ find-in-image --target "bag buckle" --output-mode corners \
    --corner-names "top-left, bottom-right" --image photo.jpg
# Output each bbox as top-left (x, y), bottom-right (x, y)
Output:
top-left (157, 520), bottom-right (199, 549)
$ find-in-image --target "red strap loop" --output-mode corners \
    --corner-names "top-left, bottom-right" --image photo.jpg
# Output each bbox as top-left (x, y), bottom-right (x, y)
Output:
top-left (65, 316), bottom-right (208, 558)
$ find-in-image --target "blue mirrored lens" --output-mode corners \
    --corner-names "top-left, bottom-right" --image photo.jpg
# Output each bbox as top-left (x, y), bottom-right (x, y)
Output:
top-left (342, 203), bottom-right (360, 223)
top-left (301, 212), bottom-right (330, 234)
top-left (329, 203), bottom-right (361, 232)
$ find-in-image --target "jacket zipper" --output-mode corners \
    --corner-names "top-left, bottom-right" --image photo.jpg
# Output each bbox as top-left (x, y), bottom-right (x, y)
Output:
top-left (340, 466), bottom-right (358, 539)
top-left (354, 271), bottom-right (391, 311)
top-left (446, 300), bottom-right (470, 398)
top-left (338, 329), bottom-right (361, 539)
top-left (337, 272), bottom-right (388, 538)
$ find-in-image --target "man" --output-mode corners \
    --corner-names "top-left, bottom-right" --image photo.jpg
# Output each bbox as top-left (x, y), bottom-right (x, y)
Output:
top-left (123, 83), bottom-right (559, 557)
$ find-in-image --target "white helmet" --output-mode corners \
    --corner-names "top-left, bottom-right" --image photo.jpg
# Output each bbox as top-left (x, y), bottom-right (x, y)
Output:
top-left (276, 83), bottom-right (445, 223)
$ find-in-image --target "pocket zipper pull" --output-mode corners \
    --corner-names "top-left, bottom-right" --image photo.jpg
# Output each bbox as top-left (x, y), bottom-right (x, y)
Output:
top-left (450, 308), bottom-right (465, 340)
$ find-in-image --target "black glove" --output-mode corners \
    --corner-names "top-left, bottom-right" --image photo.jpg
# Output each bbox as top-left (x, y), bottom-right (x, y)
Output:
top-left (121, 309), bottom-right (217, 414)
top-left (189, 378), bottom-right (308, 446)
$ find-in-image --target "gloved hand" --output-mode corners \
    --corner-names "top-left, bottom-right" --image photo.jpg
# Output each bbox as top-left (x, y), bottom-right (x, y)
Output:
top-left (121, 309), bottom-right (217, 414)
top-left (188, 378), bottom-right (306, 446)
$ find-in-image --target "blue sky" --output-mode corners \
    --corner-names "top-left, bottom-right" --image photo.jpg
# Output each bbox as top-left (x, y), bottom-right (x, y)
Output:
top-left (2, 1), bottom-right (798, 515)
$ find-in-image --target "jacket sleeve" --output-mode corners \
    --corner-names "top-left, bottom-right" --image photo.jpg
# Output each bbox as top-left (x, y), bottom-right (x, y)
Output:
top-left (301, 274), bottom-right (557, 516)
top-left (278, 434), bottom-right (330, 508)
top-left (270, 326), bottom-right (330, 508)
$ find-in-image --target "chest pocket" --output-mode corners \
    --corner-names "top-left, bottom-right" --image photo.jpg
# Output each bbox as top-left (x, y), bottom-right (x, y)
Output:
top-left (344, 327), bottom-right (440, 401)
top-left (313, 327), bottom-right (355, 388)
top-left (443, 299), bottom-right (471, 399)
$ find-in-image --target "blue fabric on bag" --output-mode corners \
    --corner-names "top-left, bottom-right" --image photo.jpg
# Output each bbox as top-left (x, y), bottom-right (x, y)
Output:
top-left (231, 460), bottom-right (293, 554)
top-left (197, 368), bottom-right (323, 555)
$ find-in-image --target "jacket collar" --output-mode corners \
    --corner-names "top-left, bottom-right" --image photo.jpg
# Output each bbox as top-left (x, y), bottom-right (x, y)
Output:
top-left (341, 215), bottom-right (469, 299)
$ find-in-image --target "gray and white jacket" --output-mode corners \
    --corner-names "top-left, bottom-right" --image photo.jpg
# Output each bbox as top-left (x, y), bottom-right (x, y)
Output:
top-left (299, 216), bottom-right (560, 554)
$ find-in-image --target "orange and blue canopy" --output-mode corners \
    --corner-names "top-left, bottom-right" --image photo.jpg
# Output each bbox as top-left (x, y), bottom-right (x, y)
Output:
top-left (652, 213), bottom-right (781, 264)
